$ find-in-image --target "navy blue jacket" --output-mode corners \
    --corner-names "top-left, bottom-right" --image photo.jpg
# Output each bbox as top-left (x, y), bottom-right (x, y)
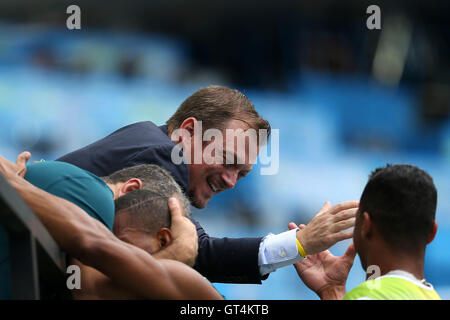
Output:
top-left (57, 121), bottom-right (265, 284)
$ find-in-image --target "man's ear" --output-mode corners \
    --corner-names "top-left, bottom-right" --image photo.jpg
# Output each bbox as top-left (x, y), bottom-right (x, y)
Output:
top-left (169, 118), bottom-right (196, 145)
top-left (361, 211), bottom-right (373, 240)
top-left (178, 117), bottom-right (200, 146)
top-left (179, 117), bottom-right (197, 136)
top-left (119, 178), bottom-right (143, 197)
top-left (426, 221), bottom-right (438, 245)
top-left (156, 228), bottom-right (173, 248)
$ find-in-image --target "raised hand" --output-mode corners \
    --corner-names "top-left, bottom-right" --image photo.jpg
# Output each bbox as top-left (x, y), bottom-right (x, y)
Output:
top-left (162, 196), bottom-right (199, 267)
top-left (0, 151), bottom-right (31, 178)
top-left (295, 201), bottom-right (358, 255)
top-left (15, 151), bottom-right (31, 177)
top-left (289, 222), bottom-right (356, 299)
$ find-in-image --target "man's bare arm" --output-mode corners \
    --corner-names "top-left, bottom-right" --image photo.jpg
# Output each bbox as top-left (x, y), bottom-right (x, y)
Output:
top-left (1, 164), bottom-right (221, 299)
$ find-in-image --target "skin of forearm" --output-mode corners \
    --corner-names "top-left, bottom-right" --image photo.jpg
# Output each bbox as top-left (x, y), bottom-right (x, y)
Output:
top-left (159, 259), bottom-right (223, 300)
top-left (86, 238), bottom-right (221, 299)
top-left (87, 239), bottom-right (183, 299)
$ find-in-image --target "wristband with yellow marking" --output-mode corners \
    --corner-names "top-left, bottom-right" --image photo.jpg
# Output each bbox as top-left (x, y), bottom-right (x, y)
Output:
top-left (296, 238), bottom-right (307, 258)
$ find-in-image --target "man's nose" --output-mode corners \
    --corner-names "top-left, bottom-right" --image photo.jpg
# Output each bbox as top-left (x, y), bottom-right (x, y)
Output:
top-left (221, 169), bottom-right (238, 189)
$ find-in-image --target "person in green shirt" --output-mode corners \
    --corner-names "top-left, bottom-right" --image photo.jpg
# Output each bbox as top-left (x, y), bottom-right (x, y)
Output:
top-left (0, 153), bottom-right (221, 299)
top-left (290, 164), bottom-right (441, 300)
top-left (0, 153), bottom-right (197, 299)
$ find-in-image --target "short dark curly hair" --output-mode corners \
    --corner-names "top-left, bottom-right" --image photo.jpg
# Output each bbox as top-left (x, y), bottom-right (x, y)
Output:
top-left (114, 189), bottom-right (174, 235)
top-left (359, 164), bottom-right (437, 253)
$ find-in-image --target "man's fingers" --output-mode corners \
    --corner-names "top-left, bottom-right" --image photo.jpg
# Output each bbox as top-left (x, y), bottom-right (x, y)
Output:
top-left (288, 220), bottom-right (307, 231)
top-left (343, 243), bottom-right (357, 262)
top-left (168, 197), bottom-right (183, 219)
top-left (333, 208), bottom-right (357, 222)
top-left (16, 151), bottom-right (31, 166)
top-left (332, 218), bottom-right (356, 233)
top-left (321, 201), bottom-right (332, 212)
top-left (316, 201), bottom-right (332, 216)
top-left (16, 151), bottom-right (31, 177)
top-left (288, 222), bottom-right (298, 230)
top-left (328, 201), bottom-right (359, 215)
top-left (332, 230), bottom-right (354, 243)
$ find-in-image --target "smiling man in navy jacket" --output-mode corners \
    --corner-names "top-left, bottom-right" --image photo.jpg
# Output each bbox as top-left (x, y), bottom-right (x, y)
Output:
top-left (57, 85), bottom-right (358, 284)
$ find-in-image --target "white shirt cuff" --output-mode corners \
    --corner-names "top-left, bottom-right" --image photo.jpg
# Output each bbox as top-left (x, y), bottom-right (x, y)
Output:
top-left (258, 228), bottom-right (302, 276)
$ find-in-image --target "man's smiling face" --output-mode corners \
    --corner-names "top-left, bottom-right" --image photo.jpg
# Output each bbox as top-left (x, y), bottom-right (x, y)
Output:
top-left (187, 119), bottom-right (259, 209)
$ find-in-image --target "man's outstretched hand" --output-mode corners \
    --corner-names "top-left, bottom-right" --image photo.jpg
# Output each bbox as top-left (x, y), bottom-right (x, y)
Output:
top-left (290, 222), bottom-right (356, 300)
top-left (295, 201), bottom-right (358, 255)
